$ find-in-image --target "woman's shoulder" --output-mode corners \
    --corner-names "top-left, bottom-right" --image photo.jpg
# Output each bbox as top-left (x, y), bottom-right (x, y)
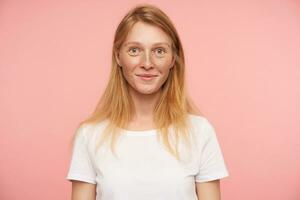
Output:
top-left (188, 114), bottom-right (210, 126)
top-left (187, 114), bottom-right (217, 138)
top-left (75, 119), bottom-right (109, 140)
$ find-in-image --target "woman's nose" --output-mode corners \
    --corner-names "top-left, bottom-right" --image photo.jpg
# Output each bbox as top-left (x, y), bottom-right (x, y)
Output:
top-left (141, 50), bottom-right (154, 69)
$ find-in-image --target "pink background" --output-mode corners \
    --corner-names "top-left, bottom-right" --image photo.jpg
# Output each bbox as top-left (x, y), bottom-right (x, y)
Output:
top-left (1, 1), bottom-right (300, 199)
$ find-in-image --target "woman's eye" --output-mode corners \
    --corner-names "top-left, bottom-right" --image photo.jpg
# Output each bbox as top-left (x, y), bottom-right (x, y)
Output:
top-left (127, 47), bottom-right (167, 57)
top-left (128, 47), bottom-right (140, 56)
top-left (155, 48), bottom-right (166, 56)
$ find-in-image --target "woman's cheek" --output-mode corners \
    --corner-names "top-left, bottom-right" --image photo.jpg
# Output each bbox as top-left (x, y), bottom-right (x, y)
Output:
top-left (154, 58), bottom-right (172, 69)
top-left (125, 53), bottom-right (141, 63)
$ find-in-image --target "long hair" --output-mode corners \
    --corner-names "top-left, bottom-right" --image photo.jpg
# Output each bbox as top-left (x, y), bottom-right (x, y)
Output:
top-left (73, 4), bottom-right (202, 161)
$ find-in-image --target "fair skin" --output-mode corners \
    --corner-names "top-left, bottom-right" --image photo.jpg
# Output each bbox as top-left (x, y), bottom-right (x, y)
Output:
top-left (116, 21), bottom-right (175, 129)
top-left (71, 21), bottom-right (222, 200)
top-left (196, 180), bottom-right (221, 200)
top-left (71, 181), bottom-right (96, 200)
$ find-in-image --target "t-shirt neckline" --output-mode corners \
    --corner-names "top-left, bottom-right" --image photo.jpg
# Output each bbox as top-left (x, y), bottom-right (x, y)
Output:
top-left (121, 128), bottom-right (157, 136)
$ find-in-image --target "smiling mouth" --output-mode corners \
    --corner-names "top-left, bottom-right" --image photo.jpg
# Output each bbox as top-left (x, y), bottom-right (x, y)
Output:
top-left (136, 74), bottom-right (158, 77)
top-left (136, 74), bottom-right (158, 80)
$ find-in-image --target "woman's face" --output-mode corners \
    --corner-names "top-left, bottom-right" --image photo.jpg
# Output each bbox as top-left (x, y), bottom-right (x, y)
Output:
top-left (115, 21), bottom-right (175, 95)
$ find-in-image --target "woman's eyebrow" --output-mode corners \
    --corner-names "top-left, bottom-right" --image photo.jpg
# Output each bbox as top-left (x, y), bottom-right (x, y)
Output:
top-left (123, 41), bottom-right (171, 48)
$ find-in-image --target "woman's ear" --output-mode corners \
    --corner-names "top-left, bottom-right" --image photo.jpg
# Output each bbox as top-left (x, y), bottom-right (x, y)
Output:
top-left (170, 56), bottom-right (175, 68)
top-left (114, 50), bottom-right (122, 67)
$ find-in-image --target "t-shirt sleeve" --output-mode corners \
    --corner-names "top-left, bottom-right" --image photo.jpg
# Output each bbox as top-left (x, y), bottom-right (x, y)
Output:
top-left (66, 124), bottom-right (97, 184)
top-left (195, 118), bottom-right (229, 183)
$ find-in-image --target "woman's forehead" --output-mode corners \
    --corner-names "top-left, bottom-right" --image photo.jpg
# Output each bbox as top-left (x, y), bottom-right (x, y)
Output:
top-left (123, 21), bottom-right (172, 46)
top-left (123, 41), bottom-right (171, 48)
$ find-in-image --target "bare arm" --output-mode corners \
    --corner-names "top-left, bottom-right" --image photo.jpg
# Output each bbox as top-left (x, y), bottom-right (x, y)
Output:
top-left (71, 180), bottom-right (96, 200)
top-left (196, 179), bottom-right (221, 200)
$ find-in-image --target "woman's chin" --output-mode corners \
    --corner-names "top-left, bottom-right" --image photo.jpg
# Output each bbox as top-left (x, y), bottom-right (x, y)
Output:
top-left (133, 87), bottom-right (160, 95)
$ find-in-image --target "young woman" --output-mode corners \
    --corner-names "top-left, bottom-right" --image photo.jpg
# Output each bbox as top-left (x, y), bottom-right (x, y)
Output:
top-left (66, 4), bottom-right (229, 200)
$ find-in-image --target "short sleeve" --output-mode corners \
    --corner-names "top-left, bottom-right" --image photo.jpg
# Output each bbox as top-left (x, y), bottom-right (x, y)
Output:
top-left (66, 124), bottom-right (97, 184)
top-left (195, 118), bottom-right (229, 183)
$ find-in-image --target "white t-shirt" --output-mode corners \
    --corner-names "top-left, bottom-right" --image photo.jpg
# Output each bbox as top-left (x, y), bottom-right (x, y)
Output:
top-left (66, 114), bottom-right (229, 200)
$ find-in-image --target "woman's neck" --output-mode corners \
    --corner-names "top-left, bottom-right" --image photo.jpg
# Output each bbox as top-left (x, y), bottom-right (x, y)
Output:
top-left (129, 87), bottom-right (162, 120)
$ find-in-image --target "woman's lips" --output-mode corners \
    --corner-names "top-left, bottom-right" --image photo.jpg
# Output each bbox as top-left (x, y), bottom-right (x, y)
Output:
top-left (136, 74), bottom-right (158, 81)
